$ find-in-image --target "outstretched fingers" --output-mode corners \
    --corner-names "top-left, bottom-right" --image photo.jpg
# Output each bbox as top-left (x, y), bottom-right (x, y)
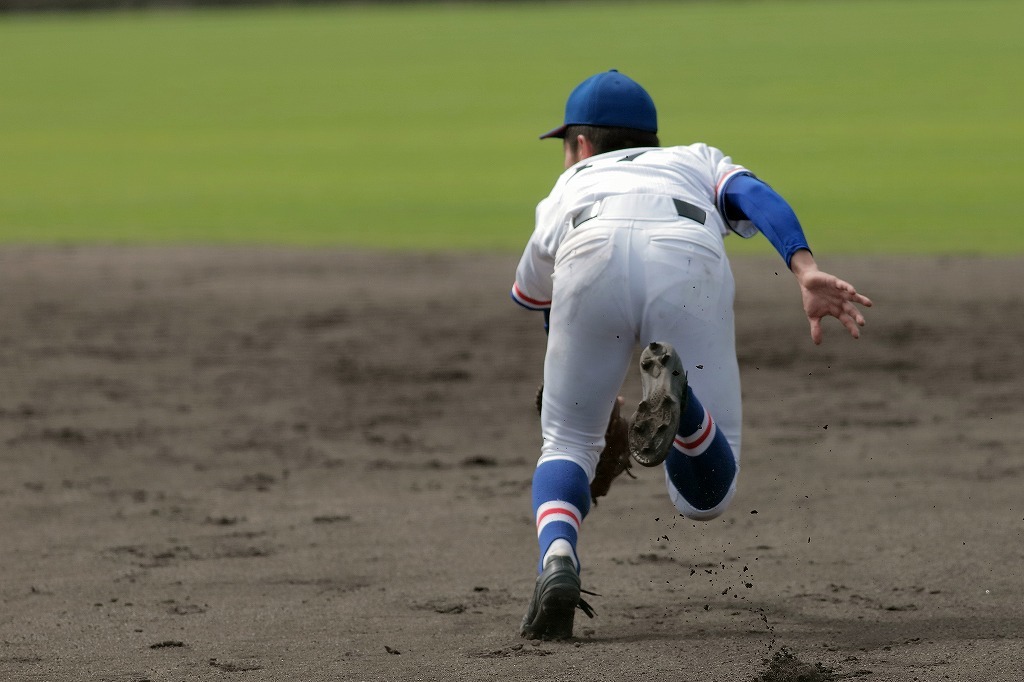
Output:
top-left (801, 272), bottom-right (872, 343)
top-left (838, 308), bottom-right (863, 339)
top-left (837, 281), bottom-right (872, 337)
top-left (836, 278), bottom-right (873, 309)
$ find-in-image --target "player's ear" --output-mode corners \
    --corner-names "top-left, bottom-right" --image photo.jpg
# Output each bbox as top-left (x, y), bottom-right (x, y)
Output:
top-left (576, 134), bottom-right (596, 161)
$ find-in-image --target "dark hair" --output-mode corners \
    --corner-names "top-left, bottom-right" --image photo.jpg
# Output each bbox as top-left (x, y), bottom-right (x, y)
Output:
top-left (564, 125), bottom-right (660, 155)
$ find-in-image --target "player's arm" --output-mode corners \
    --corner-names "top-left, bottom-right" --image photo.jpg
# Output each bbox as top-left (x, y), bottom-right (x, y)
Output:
top-left (509, 283), bottom-right (551, 333)
top-left (511, 196), bottom-right (561, 332)
top-left (722, 174), bottom-right (872, 343)
top-left (510, 242), bottom-right (553, 334)
top-left (720, 173), bottom-right (810, 268)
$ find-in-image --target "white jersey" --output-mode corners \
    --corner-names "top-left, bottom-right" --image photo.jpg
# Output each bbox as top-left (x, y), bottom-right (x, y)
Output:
top-left (512, 143), bottom-right (754, 310)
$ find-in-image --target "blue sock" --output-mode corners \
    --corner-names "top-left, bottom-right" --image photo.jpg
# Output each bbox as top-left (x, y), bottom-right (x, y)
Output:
top-left (531, 459), bottom-right (591, 573)
top-left (665, 387), bottom-right (737, 512)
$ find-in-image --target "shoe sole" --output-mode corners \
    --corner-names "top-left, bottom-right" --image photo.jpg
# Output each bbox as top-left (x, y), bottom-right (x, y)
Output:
top-left (629, 342), bottom-right (687, 467)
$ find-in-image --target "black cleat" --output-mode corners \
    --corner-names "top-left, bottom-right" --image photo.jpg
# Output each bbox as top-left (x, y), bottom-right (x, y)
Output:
top-left (629, 342), bottom-right (688, 467)
top-left (519, 556), bottom-right (595, 640)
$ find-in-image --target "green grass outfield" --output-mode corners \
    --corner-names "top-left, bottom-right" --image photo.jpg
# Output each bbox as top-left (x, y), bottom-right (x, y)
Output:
top-left (1, 0), bottom-right (1021, 254)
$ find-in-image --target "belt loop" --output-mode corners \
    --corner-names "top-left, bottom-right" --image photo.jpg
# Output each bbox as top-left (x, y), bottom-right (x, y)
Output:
top-left (572, 199), bottom-right (603, 229)
top-left (672, 198), bottom-right (707, 225)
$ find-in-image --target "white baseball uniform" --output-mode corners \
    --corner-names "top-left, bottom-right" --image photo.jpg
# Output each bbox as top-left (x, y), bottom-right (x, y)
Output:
top-left (511, 143), bottom-right (754, 488)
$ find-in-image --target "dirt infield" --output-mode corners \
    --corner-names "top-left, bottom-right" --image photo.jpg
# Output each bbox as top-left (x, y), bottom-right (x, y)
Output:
top-left (1, 246), bottom-right (1021, 681)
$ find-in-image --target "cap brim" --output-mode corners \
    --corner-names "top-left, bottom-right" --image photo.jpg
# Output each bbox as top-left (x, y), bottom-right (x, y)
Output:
top-left (538, 124), bottom-right (567, 140)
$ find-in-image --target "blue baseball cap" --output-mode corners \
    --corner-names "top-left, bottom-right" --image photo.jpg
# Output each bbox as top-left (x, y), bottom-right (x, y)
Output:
top-left (539, 69), bottom-right (657, 140)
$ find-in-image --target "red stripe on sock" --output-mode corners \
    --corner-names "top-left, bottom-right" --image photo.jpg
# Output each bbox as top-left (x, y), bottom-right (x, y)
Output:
top-left (537, 506), bottom-right (580, 527)
top-left (676, 412), bottom-right (715, 451)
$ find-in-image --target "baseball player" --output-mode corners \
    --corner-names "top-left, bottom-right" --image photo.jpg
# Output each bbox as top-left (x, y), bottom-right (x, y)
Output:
top-left (511, 70), bottom-right (872, 640)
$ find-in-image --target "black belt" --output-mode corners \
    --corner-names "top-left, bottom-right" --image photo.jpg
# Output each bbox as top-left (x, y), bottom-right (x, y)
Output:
top-left (573, 197), bottom-right (707, 228)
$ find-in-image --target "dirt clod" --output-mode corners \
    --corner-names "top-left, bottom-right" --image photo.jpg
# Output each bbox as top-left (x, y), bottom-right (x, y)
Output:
top-left (752, 648), bottom-right (834, 682)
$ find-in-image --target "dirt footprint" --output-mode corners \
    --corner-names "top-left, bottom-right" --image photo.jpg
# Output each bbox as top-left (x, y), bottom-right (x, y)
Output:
top-left (751, 647), bottom-right (835, 682)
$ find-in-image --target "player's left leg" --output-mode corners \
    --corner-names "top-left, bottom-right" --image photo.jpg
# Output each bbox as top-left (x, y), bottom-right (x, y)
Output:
top-left (521, 225), bottom-right (634, 639)
top-left (532, 225), bottom-right (635, 572)
top-left (520, 460), bottom-right (597, 640)
top-left (531, 460), bottom-right (590, 573)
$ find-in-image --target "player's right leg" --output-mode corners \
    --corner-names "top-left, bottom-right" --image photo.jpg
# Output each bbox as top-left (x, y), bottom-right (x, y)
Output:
top-left (629, 340), bottom-right (688, 467)
top-left (635, 225), bottom-right (742, 519)
top-left (627, 340), bottom-right (739, 519)
top-left (664, 383), bottom-right (739, 519)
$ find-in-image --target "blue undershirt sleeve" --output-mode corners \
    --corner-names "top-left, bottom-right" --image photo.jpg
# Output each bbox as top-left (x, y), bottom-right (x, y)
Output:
top-left (722, 174), bottom-right (811, 267)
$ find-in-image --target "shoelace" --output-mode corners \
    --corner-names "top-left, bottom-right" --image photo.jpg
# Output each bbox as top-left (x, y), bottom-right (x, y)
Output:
top-left (578, 588), bottom-right (600, 618)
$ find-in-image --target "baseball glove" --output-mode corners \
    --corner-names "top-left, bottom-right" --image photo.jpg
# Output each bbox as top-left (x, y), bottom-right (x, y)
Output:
top-left (590, 396), bottom-right (633, 502)
top-left (535, 384), bottom-right (634, 502)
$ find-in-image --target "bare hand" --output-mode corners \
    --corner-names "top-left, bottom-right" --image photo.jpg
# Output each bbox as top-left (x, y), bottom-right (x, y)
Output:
top-left (790, 251), bottom-right (872, 344)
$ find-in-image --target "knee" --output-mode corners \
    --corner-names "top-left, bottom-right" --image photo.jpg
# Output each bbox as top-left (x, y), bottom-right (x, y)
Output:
top-left (538, 449), bottom-right (600, 483)
top-left (668, 479), bottom-right (737, 521)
